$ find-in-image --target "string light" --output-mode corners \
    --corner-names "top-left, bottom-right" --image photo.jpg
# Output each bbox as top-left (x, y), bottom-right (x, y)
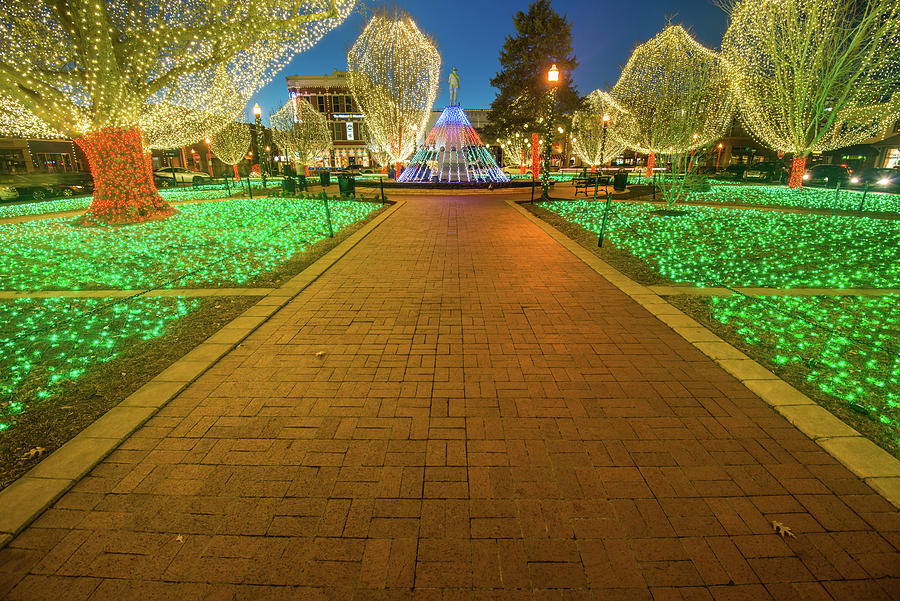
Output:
top-left (0, 0), bottom-right (355, 224)
top-left (571, 90), bottom-right (628, 169)
top-left (398, 106), bottom-right (508, 183)
top-left (270, 97), bottom-right (331, 172)
top-left (209, 121), bottom-right (252, 178)
top-left (611, 25), bottom-right (734, 189)
top-left (0, 197), bottom-right (377, 291)
top-left (347, 10), bottom-right (441, 171)
top-left (722, 0), bottom-right (900, 187)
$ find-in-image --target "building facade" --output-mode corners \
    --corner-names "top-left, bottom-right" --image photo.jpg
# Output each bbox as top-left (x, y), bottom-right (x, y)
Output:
top-left (286, 70), bottom-right (370, 169)
top-left (0, 137), bottom-right (83, 175)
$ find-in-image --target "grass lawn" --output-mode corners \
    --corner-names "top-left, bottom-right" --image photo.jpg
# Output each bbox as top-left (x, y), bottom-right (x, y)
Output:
top-left (0, 196), bottom-right (385, 488)
top-left (532, 199), bottom-right (900, 457)
top-left (1, 196), bottom-right (379, 291)
top-left (538, 200), bottom-right (900, 288)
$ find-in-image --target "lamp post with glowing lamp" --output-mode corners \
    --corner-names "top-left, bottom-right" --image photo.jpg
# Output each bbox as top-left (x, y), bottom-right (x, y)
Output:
top-left (542, 64), bottom-right (560, 201)
top-left (716, 143), bottom-right (724, 171)
top-left (598, 114), bottom-right (610, 174)
top-left (252, 102), bottom-right (267, 188)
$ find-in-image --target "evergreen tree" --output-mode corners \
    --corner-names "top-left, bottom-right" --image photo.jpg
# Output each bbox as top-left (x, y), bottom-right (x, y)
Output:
top-left (486, 0), bottom-right (579, 140)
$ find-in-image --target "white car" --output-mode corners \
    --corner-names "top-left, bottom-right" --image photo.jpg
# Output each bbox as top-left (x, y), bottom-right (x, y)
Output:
top-left (0, 185), bottom-right (19, 201)
top-left (153, 167), bottom-right (211, 186)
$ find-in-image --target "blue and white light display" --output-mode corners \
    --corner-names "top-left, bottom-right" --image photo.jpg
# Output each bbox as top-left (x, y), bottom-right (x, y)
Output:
top-left (398, 106), bottom-right (509, 183)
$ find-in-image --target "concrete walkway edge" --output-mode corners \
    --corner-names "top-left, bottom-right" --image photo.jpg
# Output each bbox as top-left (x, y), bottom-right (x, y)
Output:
top-left (507, 199), bottom-right (900, 509)
top-left (0, 200), bottom-right (405, 550)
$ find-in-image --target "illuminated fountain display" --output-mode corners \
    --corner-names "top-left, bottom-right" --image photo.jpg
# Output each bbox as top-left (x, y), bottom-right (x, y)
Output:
top-left (397, 105), bottom-right (509, 184)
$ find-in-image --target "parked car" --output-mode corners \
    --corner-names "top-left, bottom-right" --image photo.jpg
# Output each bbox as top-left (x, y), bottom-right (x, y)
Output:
top-left (743, 161), bottom-right (788, 183)
top-left (52, 172), bottom-right (94, 198)
top-left (802, 164), bottom-right (852, 188)
top-left (153, 167), bottom-right (212, 187)
top-left (848, 167), bottom-right (900, 193)
top-left (715, 163), bottom-right (749, 181)
top-left (0, 184), bottom-right (18, 202)
top-left (0, 175), bottom-right (57, 201)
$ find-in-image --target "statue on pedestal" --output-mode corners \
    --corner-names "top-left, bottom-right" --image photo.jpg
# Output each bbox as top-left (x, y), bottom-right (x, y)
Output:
top-left (449, 67), bottom-right (460, 106)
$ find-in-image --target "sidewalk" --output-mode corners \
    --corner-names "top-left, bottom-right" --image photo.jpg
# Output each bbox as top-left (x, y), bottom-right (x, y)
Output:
top-left (1, 192), bottom-right (898, 600)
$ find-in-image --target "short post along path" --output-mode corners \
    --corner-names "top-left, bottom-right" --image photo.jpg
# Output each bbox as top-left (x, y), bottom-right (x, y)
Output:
top-left (1, 192), bottom-right (898, 600)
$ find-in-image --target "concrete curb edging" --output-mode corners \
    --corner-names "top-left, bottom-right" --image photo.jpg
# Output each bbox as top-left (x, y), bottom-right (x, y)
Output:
top-left (0, 200), bottom-right (404, 548)
top-left (508, 199), bottom-right (900, 509)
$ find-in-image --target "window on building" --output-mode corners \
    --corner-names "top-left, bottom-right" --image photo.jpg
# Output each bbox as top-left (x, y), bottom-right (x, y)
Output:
top-left (333, 122), bottom-right (346, 141)
top-left (0, 149), bottom-right (26, 174)
top-left (345, 96), bottom-right (354, 112)
top-left (316, 95), bottom-right (326, 113)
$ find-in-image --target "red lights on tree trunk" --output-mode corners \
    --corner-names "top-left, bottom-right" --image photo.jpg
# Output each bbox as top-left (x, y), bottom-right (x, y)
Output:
top-left (645, 153), bottom-right (655, 179)
top-left (75, 127), bottom-right (176, 226)
top-left (531, 133), bottom-right (540, 180)
top-left (789, 156), bottom-right (806, 188)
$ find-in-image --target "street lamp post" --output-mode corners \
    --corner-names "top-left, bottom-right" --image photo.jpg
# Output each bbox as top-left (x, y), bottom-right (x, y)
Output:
top-left (716, 143), bottom-right (724, 171)
top-left (599, 114), bottom-right (610, 173)
top-left (252, 103), bottom-right (267, 188)
top-left (542, 63), bottom-right (560, 201)
top-left (204, 138), bottom-right (213, 177)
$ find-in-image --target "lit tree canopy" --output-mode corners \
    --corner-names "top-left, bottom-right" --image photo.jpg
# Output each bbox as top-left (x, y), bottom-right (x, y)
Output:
top-left (611, 25), bottom-right (734, 157)
top-left (722, 0), bottom-right (900, 185)
top-left (270, 97), bottom-right (331, 168)
top-left (347, 10), bottom-right (441, 167)
top-left (570, 90), bottom-right (628, 167)
top-left (210, 121), bottom-right (251, 167)
top-left (0, 0), bottom-right (354, 224)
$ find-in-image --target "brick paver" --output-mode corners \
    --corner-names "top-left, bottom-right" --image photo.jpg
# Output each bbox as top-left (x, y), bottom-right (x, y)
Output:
top-left (2, 193), bottom-right (898, 600)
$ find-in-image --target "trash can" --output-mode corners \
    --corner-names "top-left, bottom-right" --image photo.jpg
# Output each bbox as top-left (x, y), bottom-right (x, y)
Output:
top-left (282, 176), bottom-right (295, 196)
top-left (338, 176), bottom-right (356, 197)
top-left (319, 171), bottom-right (331, 187)
top-left (613, 172), bottom-right (628, 191)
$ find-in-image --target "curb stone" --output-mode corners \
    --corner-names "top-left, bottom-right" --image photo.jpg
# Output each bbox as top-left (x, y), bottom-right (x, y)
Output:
top-left (508, 199), bottom-right (900, 509)
top-left (0, 200), bottom-right (404, 549)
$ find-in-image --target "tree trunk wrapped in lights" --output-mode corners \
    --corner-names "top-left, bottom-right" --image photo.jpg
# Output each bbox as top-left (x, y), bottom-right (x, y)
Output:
top-left (347, 10), bottom-right (441, 175)
top-left (570, 90), bottom-right (628, 172)
top-left (722, 0), bottom-right (900, 188)
top-left (611, 25), bottom-right (734, 206)
top-left (0, 0), bottom-right (354, 225)
top-left (210, 121), bottom-right (252, 180)
top-left (270, 97), bottom-right (332, 176)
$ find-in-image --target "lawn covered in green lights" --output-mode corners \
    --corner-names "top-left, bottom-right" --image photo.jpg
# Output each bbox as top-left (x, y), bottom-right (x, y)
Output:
top-left (0, 296), bottom-right (200, 432)
top-left (1, 196), bottom-right (378, 290)
top-left (699, 295), bottom-right (899, 450)
top-left (538, 200), bottom-right (900, 288)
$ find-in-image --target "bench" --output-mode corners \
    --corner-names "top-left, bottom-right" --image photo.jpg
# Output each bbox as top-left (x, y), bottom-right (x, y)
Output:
top-left (574, 175), bottom-right (611, 197)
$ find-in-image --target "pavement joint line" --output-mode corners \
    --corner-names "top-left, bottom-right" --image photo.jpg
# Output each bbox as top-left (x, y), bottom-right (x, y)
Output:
top-left (649, 285), bottom-right (900, 297)
top-left (507, 198), bottom-right (900, 509)
top-left (0, 288), bottom-right (275, 299)
top-left (0, 199), bottom-right (403, 547)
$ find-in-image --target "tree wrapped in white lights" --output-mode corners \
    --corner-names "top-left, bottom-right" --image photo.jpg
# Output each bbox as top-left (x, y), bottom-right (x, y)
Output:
top-left (210, 121), bottom-right (251, 180)
top-left (361, 121), bottom-right (392, 172)
top-left (270, 97), bottom-right (332, 175)
top-left (570, 90), bottom-right (628, 171)
top-left (0, 0), bottom-right (354, 225)
top-left (722, 0), bottom-right (900, 187)
top-left (498, 132), bottom-right (532, 172)
top-left (347, 10), bottom-right (441, 175)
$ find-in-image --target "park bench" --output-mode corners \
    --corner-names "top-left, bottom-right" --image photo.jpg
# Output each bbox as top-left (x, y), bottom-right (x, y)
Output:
top-left (574, 174), bottom-right (610, 198)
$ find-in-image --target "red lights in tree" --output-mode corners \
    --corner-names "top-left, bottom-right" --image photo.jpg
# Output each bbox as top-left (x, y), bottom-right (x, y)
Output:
top-left (75, 128), bottom-right (175, 226)
top-left (788, 156), bottom-right (807, 189)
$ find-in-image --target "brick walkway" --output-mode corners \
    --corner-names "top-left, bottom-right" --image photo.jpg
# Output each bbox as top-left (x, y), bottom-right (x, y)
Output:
top-left (2, 194), bottom-right (898, 600)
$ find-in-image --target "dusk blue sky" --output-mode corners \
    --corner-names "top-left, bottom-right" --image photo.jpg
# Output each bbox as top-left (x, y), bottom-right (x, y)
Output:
top-left (253, 0), bottom-right (729, 120)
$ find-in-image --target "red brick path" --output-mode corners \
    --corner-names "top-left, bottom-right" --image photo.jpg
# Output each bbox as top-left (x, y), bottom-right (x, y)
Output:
top-left (2, 194), bottom-right (898, 600)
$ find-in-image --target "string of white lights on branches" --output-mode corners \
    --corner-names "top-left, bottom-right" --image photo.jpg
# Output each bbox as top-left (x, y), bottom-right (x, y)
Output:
top-left (209, 121), bottom-right (251, 167)
top-left (722, 0), bottom-right (900, 187)
top-left (0, 0), bottom-right (354, 224)
top-left (611, 25), bottom-right (734, 178)
top-left (347, 10), bottom-right (441, 171)
top-left (270, 97), bottom-right (332, 171)
top-left (570, 90), bottom-right (628, 168)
